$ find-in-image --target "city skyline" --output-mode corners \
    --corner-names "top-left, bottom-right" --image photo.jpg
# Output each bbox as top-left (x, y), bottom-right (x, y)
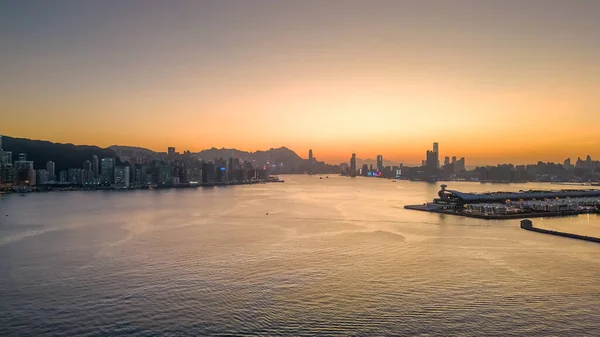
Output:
top-left (2, 1), bottom-right (600, 165)
top-left (2, 132), bottom-right (600, 168)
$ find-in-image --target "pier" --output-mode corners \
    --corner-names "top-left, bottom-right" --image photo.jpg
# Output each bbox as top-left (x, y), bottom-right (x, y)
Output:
top-left (520, 219), bottom-right (600, 243)
top-left (404, 185), bottom-right (600, 220)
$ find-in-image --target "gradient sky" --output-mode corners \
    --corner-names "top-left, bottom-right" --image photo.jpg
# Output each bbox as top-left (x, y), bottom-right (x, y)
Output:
top-left (1, 0), bottom-right (599, 165)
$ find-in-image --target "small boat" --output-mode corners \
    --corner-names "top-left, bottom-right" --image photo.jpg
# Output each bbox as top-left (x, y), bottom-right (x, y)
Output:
top-left (320, 177), bottom-right (323, 179)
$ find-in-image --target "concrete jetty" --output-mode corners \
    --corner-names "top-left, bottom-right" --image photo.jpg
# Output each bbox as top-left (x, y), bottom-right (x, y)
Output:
top-left (520, 219), bottom-right (600, 243)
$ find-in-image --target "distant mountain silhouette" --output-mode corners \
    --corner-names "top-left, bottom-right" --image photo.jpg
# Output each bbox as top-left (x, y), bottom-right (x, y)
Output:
top-left (4, 137), bottom-right (337, 174)
top-left (197, 146), bottom-right (305, 166)
top-left (108, 145), bottom-right (156, 158)
top-left (1, 135), bottom-right (120, 172)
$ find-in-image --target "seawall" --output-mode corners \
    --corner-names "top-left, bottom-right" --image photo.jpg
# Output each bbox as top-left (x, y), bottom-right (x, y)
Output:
top-left (520, 219), bottom-right (600, 243)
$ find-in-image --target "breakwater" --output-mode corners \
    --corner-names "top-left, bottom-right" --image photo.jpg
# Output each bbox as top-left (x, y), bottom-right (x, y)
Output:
top-left (520, 219), bottom-right (600, 243)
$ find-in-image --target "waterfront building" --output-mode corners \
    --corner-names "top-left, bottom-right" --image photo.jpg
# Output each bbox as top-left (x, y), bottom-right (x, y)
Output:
top-left (46, 161), bottom-right (56, 181)
top-left (444, 157), bottom-right (450, 167)
top-left (377, 155), bottom-right (383, 173)
top-left (168, 147), bottom-right (176, 156)
top-left (433, 142), bottom-right (439, 167)
top-left (308, 149), bottom-right (313, 162)
top-left (101, 158), bottom-right (115, 185)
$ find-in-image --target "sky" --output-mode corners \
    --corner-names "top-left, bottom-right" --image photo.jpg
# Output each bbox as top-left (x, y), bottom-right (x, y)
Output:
top-left (1, 0), bottom-right (599, 165)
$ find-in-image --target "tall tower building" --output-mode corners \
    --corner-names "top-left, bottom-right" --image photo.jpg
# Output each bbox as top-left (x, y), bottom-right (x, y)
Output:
top-left (350, 153), bottom-right (357, 177)
top-left (308, 149), bottom-right (313, 162)
top-left (432, 142), bottom-right (439, 167)
top-left (377, 155), bottom-right (383, 172)
top-left (46, 161), bottom-right (56, 181)
top-left (92, 155), bottom-right (99, 178)
top-left (101, 158), bottom-right (115, 185)
top-left (444, 156), bottom-right (450, 167)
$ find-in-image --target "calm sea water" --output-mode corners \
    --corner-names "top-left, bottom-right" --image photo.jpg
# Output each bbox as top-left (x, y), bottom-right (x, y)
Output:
top-left (1, 176), bottom-right (599, 336)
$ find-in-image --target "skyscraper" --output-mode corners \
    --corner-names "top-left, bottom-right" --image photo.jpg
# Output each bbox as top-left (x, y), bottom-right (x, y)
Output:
top-left (83, 160), bottom-right (92, 171)
top-left (444, 156), bottom-right (450, 167)
top-left (377, 155), bottom-right (383, 172)
top-left (432, 142), bottom-right (439, 167)
top-left (350, 153), bottom-right (357, 177)
top-left (308, 149), bottom-right (313, 162)
top-left (92, 155), bottom-right (99, 178)
top-left (101, 158), bottom-right (115, 185)
top-left (168, 147), bottom-right (176, 156)
top-left (46, 161), bottom-right (56, 181)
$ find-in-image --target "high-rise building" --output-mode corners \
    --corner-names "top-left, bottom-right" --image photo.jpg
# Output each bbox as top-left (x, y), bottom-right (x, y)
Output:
top-left (68, 168), bottom-right (84, 185)
top-left (124, 166), bottom-right (130, 188)
top-left (308, 149), bottom-right (313, 162)
top-left (455, 157), bottom-right (466, 173)
top-left (92, 155), bottom-right (99, 178)
top-left (28, 169), bottom-right (36, 186)
top-left (46, 161), bottom-right (56, 181)
top-left (1, 151), bottom-right (12, 165)
top-left (432, 142), bottom-right (439, 167)
top-left (563, 158), bottom-right (572, 169)
top-left (101, 158), bottom-right (115, 185)
top-left (13, 153), bottom-right (34, 185)
top-left (37, 169), bottom-right (49, 185)
top-left (168, 147), bottom-right (176, 156)
top-left (444, 156), bottom-right (450, 167)
top-left (433, 142), bottom-right (438, 154)
top-left (83, 160), bottom-right (92, 172)
top-left (350, 153), bottom-right (357, 177)
top-left (59, 170), bottom-right (67, 183)
top-left (114, 166), bottom-right (129, 187)
top-left (452, 156), bottom-right (457, 165)
top-left (0, 136), bottom-right (11, 186)
top-left (377, 155), bottom-right (383, 172)
top-left (361, 164), bottom-right (369, 176)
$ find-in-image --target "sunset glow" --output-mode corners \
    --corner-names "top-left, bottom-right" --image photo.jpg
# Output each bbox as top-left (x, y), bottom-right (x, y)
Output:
top-left (2, 0), bottom-right (599, 165)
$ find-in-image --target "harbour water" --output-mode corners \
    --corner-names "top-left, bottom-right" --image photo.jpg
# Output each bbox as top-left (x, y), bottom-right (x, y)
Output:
top-left (1, 176), bottom-right (599, 336)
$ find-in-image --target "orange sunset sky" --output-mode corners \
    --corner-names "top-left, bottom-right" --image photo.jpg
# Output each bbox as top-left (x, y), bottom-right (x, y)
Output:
top-left (2, 0), bottom-right (599, 165)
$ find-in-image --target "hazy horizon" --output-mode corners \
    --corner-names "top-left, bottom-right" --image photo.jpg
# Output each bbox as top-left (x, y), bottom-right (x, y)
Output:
top-left (2, 0), bottom-right (599, 165)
